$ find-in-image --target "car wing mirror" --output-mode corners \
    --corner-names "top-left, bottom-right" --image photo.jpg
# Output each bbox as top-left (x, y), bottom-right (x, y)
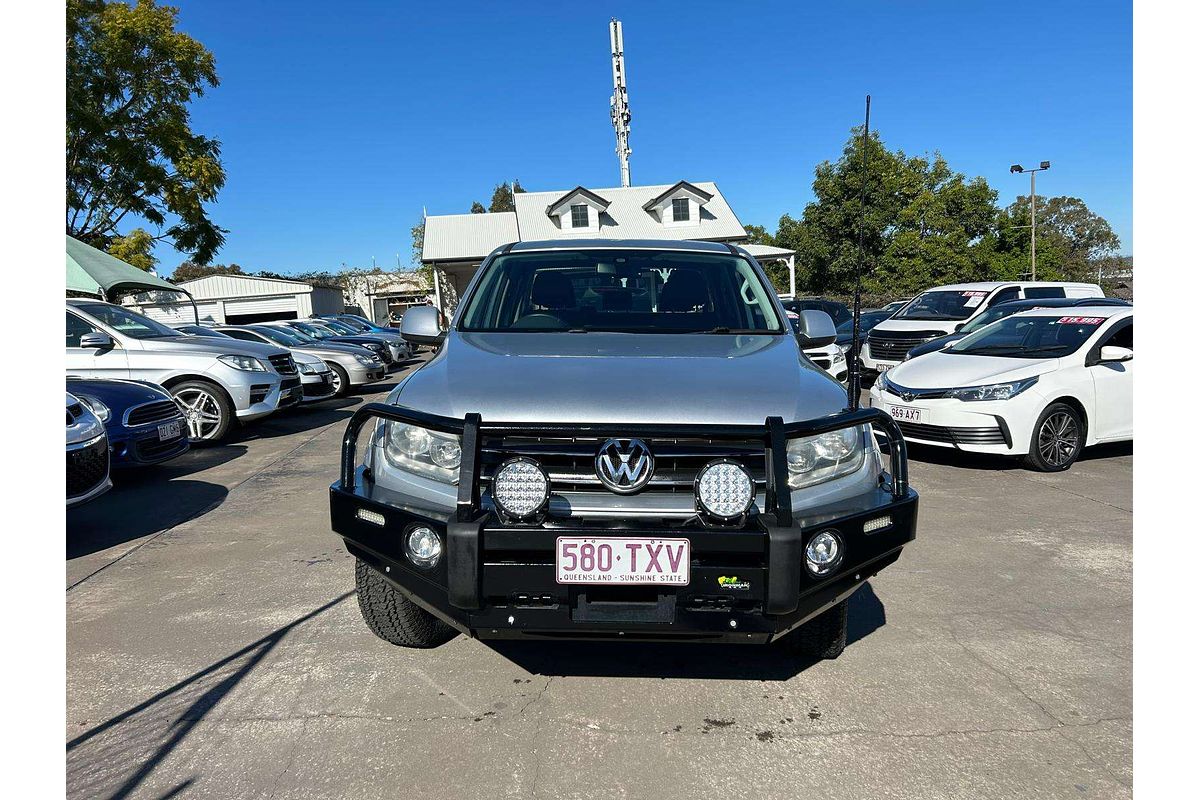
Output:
top-left (79, 332), bottom-right (114, 350)
top-left (1099, 345), bottom-right (1133, 363)
top-left (793, 310), bottom-right (837, 348)
top-left (401, 306), bottom-right (444, 346)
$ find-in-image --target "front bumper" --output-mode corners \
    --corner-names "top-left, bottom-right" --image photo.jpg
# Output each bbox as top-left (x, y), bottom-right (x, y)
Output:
top-left (330, 406), bottom-right (917, 643)
top-left (868, 383), bottom-right (1045, 455)
top-left (109, 417), bottom-right (190, 467)
top-left (300, 371), bottom-right (338, 402)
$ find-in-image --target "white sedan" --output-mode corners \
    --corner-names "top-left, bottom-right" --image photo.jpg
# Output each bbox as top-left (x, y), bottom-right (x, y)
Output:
top-left (867, 305), bottom-right (1132, 471)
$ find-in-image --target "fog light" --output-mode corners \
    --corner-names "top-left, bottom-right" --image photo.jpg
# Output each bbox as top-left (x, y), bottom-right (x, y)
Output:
top-left (695, 460), bottom-right (755, 520)
top-left (356, 508), bottom-right (386, 527)
top-left (805, 530), bottom-right (843, 577)
top-left (492, 457), bottom-right (549, 519)
top-left (405, 525), bottom-right (441, 568)
top-left (863, 515), bottom-right (891, 533)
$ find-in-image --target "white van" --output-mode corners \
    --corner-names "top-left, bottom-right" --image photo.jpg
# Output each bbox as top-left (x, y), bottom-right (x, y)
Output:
top-left (861, 281), bottom-right (1103, 376)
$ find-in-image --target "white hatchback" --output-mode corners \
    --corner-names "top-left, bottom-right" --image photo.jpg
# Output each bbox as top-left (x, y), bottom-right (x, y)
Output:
top-left (867, 305), bottom-right (1132, 471)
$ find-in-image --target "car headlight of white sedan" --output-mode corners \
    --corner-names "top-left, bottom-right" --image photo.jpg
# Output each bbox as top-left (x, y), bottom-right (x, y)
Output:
top-left (786, 427), bottom-right (867, 489)
top-left (381, 422), bottom-right (462, 484)
top-left (944, 376), bottom-right (1039, 402)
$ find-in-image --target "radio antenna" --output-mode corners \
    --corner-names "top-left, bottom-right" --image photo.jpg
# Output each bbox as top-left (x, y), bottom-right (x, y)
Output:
top-left (848, 95), bottom-right (871, 410)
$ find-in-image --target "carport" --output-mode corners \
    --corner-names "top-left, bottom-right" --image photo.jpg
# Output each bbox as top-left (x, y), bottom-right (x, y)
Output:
top-left (66, 234), bottom-right (200, 321)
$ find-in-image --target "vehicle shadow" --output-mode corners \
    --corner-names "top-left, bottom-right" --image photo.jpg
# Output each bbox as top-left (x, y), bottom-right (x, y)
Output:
top-left (224, 396), bottom-right (363, 442)
top-left (901, 439), bottom-right (1132, 471)
top-left (66, 592), bottom-right (353, 800)
top-left (484, 582), bottom-right (886, 681)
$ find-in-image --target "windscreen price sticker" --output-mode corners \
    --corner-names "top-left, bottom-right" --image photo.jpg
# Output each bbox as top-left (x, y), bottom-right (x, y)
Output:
top-left (1057, 316), bottom-right (1104, 325)
top-left (962, 290), bottom-right (988, 308)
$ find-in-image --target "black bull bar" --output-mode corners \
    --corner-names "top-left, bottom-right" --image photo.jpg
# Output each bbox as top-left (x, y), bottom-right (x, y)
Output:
top-left (332, 404), bottom-right (917, 638)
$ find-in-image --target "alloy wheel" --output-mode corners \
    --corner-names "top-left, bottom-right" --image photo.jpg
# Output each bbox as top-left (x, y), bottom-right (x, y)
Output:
top-left (329, 370), bottom-right (343, 394)
top-left (174, 388), bottom-right (224, 440)
top-left (1037, 411), bottom-right (1079, 467)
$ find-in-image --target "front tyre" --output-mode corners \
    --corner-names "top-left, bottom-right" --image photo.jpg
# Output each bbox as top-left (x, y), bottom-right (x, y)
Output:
top-left (1024, 403), bottom-right (1084, 472)
top-left (170, 380), bottom-right (233, 444)
top-left (355, 560), bottom-right (456, 648)
top-left (328, 363), bottom-right (351, 397)
top-left (782, 600), bottom-right (848, 660)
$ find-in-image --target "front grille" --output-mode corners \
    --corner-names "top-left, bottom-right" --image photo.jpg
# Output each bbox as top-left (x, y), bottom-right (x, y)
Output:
top-left (67, 436), bottom-right (109, 497)
top-left (303, 380), bottom-right (335, 398)
top-left (126, 400), bottom-right (180, 427)
top-left (868, 330), bottom-right (944, 362)
top-left (268, 353), bottom-right (297, 375)
top-left (896, 421), bottom-right (1006, 446)
top-left (480, 435), bottom-right (767, 496)
top-left (281, 377), bottom-right (302, 390)
top-left (810, 356), bottom-right (832, 370)
top-left (135, 435), bottom-right (187, 461)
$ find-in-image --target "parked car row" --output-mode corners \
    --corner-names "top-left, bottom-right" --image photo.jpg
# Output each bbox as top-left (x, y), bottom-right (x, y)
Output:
top-left (777, 281), bottom-right (1132, 472)
top-left (65, 301), bottom-right (408, 508)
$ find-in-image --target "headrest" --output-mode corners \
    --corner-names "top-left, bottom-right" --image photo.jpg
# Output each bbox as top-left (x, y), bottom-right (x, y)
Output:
top-left (659, 271), bottom-right (709, 312)
top-left (531, 272), bottom-right (576, 309)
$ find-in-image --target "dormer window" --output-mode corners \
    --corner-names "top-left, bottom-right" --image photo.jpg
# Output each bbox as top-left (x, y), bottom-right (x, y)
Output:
top-left (570, 204), bottom-right (589, 228)
top-left (671, 197), bottom-right (690, 222)
top-left (545, 187), bottom-right (610, 234)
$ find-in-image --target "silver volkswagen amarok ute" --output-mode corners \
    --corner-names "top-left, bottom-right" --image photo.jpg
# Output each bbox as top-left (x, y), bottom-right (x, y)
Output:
top-left (331, 240), bottom-right (917, 659)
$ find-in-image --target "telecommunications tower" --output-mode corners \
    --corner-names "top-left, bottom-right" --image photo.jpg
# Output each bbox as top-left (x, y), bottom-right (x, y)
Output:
top-left (609, 18), bottom-right (632, 187)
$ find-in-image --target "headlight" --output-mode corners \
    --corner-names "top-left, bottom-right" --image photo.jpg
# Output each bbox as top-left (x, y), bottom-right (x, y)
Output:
top-left (831, 348), bottom-right (846, 364)
top-left (297, 361), bottom-right (318, 375)
top-left (381, 422), bottom-right (461, 484)
top-left (218, 354), bottom-right (267, 372)
top-left (354, 353), bottom-right (377, 366)
top-left (76, 395), bottom-right (111, 422)
top-left (786, 427), bottom-right (866, 489)
top-left (945, 377), bottom-right (1038, 402)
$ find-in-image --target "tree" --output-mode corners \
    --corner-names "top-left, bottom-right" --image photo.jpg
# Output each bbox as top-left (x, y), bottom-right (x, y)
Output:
top-left (775, 128), bottom-right (998, 295)
top-left (67, 0), bottom-right (226, 263)
top-left (488, 179), bottom-right (526, 212)
top-left (992, 195), bottom-right (1121, 281)
top-left (170, 261), bottom-right (243, 281)
top-left (106, 227), bottom-right (157, 271)
top-left (470, 201), bottom-right (487, 214)
top-left (743, 224), bottom-right (775, 246)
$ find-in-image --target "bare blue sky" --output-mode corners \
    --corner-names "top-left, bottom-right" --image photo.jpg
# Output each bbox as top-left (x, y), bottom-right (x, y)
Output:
top-left (160, 0), bottom-right (1132, 272)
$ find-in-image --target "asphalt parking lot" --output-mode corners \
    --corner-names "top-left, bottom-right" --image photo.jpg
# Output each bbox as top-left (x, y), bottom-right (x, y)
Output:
top-left (66, 359), bottom-right (1132, 800)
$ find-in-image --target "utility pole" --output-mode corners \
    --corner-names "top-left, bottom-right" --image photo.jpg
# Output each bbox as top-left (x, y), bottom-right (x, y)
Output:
top-left (1009, 161), bottom-right (1051, 280)
top-left (609, 18), bottom-right (632, 187)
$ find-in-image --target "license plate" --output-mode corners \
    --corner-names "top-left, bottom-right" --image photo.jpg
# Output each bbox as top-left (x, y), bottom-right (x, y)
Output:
top-left (555, 537), bottom-right (690, 585)
top-left (877, 363), bottom-right (895, 374)
top-left (157, 419), bottom-right (182, 441)
top-left (887, 404), bottom-right (925, 424)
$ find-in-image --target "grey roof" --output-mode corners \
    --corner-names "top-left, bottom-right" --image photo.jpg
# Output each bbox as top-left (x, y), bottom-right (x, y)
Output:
top-left (545, 186), bottom-right (612, 215)
top-left (740, 243), bottom-right (795, 259)
top-left (421, 182), bottom-right (746, 264)
top-left (641, 180), bottom-right (714, 211)
top-left (422, 211), bottom-right (518, 262)
top-left (508, 238), bottom-right (734, 254)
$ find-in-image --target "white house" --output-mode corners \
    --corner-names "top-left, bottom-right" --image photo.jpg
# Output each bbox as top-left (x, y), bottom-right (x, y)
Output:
top-left (421, 180), bottom-right (797, 308)
top-left (126, 274), bottom-right (344, 325)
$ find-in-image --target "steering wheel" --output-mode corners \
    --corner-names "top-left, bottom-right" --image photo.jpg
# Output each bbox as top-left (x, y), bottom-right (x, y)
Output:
top-left (512, 313), bottom-right (568, 329)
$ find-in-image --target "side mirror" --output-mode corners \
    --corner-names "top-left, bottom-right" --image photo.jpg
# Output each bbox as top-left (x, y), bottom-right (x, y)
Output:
top-left (1099, 345), bottom-right (1133, 363)
top-left (793, 310), bottom-right (837, 348)
top-left (79, 332), bottom-right (114, 350)
top-left (954, 323), bottom-right (965, 332)
top-left (401, 306), bottom-right (444, 346)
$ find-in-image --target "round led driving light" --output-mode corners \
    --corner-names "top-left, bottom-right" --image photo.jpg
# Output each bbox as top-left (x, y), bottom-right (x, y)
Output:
top-left (405, 525), bottom-right (442, 569)
top-left (805, 530), bottom-right (844, 577)
top-left (695, 460), bottom-right (755, 520)
top-left (492, 457), bottom-right (549, 519)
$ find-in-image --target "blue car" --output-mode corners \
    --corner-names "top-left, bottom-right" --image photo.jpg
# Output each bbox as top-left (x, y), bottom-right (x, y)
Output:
top-left (66, 378), bottom-right (190, 468)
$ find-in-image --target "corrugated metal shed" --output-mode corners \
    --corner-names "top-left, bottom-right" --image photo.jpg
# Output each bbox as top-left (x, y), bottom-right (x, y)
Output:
top-left (421, 182), bottom-right (747, 263)
top-left (173, 274), bottom-right (318, 300)
top-left (423, 212), bottom-right (518, 262)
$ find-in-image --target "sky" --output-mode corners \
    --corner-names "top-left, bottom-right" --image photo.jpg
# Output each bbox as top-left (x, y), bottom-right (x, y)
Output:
top-left (155, 0), bottom-right (1132, 273)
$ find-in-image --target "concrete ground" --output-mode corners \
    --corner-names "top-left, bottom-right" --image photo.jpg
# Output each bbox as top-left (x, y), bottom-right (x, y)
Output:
top-left (66, 361), bottom-right (1132, 800)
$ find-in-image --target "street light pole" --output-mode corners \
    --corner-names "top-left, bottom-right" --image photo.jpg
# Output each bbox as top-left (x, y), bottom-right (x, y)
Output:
top-left (1010, 161), bottom-right (1051, 280)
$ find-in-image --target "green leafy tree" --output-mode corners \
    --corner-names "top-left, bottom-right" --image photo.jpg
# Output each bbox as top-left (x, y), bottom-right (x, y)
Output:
top-left (67, 0), bottom-right (226, 263)
top-left (106, 227), bottom-right (157, 271)
top-left (470, 201), bottom-right (486, 214)
top-left (743, 224), bottom-right (775, 246)
top-left (992, 195), bottom-right (1121, 281)
top-left (488, 179), bottom-right (526, 212)
top-left (170, 261), bottom-right (243, 281)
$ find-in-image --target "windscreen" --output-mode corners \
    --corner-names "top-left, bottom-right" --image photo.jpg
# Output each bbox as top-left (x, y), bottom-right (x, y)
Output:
top-left (893, 290), bottom-right (991, 321)
top-left (290, 322), bottom-right (335, 340)
top-left (76, 303), bottom-right (181, 339)
top-left (254, 326), bottom-right (309, 346)
top-left (458, 249), bottom-right (784, 334)
top-left (948, 314), bottom-right (1109, 358)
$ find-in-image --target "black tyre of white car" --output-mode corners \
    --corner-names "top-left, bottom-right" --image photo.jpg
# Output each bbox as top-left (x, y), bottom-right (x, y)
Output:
top-left (1025, 402), bottom-right (1084, 472)
top-left (783, 599), bottom-right (848, 660)
top-left (355, 559), bottom-right (456, 648)
top-left (328, 363), bottom-right (351, 397)
top-left (170, 380), bottom-right (233, 444)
